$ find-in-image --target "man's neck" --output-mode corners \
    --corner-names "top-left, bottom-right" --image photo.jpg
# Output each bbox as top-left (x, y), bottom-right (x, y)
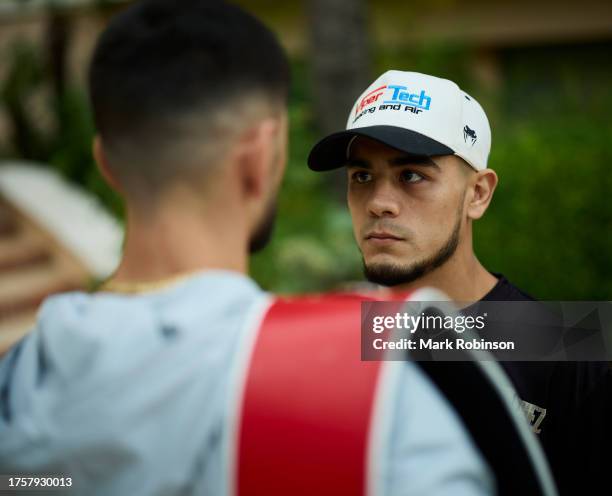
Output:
top-left (390, 250), bottom-right (498, 302)
top-left (107, 203), bottom-right (248, 287)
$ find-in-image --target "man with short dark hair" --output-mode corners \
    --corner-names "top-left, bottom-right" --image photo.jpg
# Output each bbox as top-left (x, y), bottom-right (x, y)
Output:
top-left (0, 4), bottom-right (494, 495)
top-left (308, 70), bottom-right (612, 495)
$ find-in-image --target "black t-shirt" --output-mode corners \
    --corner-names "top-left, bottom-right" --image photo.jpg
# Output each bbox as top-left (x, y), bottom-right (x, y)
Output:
top-left (481, 274), bottom-right (612, 495)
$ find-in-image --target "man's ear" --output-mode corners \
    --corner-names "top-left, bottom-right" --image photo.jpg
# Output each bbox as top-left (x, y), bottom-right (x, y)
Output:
top-left (93, 135), bottom-right (122, 193)
top-left (234, 117), bottom-right (280, 200)
top-left (466, 169), bottom-right (498, 220)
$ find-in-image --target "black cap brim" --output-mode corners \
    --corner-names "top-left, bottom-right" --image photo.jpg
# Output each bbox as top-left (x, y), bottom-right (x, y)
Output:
top-left (307, 125), bottom-right (454, 172)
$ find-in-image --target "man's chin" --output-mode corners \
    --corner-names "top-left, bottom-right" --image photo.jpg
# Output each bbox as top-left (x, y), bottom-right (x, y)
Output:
top-left (362, 251), bottom-right (433, 287)
top-left (363, 262), bottom-right (414, 287)
top-left (363, 253), bottom-right (405, 268)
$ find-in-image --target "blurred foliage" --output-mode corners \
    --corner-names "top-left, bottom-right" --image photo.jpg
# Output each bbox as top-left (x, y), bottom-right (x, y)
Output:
top-left (378, 41), bottom-right (612, 299)
top-left (480, 43), bottom-right (612, 300)
top-left (0, 37), bottom-right (123, 217)
top-left (1, 41), bottom-right (47, 159)
top-left (1, 35), bottom-right (610, 298)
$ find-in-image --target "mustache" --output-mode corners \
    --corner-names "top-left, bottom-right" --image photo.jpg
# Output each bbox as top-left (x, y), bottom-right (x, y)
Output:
top-left (361, 220), bottom-right (412, 240)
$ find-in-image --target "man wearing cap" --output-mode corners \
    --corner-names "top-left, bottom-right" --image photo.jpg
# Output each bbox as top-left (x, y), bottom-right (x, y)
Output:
top-left (308, 70), bottom-right (612, 495)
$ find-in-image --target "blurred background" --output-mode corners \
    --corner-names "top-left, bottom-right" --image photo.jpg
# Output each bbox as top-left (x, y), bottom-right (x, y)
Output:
top-left (0, 0), bottom-right (611, 349)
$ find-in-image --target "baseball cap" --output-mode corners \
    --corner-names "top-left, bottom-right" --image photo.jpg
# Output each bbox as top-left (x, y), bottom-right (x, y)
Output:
top-left (307, 70), bottom-right (491, 172)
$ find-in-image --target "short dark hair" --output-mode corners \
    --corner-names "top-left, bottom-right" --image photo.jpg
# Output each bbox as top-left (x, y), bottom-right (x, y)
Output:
top-left (89, 0), bottom-right (290, 194)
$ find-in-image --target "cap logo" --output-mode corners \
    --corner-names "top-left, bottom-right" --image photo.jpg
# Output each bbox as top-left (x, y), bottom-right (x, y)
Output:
top-left (352, 83), bottom-right (433, 124)
top-left (355, 85), bottom-right (387, 115)
top-left (385, 85), bottom-right (431, 110)
top-left (463, 125), bottom-right (477, 146)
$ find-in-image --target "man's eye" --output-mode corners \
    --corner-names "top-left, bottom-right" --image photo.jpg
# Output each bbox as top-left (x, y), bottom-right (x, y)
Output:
top-left (400, 170), bottom-right (424, 184)
top-left (351, 171), bottom-right (372, 184)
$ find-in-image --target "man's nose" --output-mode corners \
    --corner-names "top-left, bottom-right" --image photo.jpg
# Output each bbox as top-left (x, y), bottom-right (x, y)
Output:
top-left (367, 180), bottom-right (400, 218)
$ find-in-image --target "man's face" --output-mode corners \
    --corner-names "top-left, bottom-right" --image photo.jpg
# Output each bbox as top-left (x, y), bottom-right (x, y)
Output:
top-left (346, 136), bottom-right (470, 286)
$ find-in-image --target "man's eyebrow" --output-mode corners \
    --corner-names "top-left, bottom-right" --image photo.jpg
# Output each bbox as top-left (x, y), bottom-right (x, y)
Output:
top-left (345, 158), bottom-right (371, 168)
top-left (345, 155), bottom-right (440, 170)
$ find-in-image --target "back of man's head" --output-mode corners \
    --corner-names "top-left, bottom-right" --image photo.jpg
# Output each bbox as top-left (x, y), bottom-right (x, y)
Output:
top-left (89, 0), bottom-right (290, 203)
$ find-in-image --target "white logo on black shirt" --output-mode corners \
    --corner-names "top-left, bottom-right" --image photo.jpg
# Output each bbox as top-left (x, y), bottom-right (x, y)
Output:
top-left (520, 400), bottom-right (547, 434)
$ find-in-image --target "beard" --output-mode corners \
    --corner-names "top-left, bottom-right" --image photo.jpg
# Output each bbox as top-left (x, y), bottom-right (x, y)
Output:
top-left (248, 198), bottom-right (278, 254)
top-left (363, 207), bottom-right (463, 287)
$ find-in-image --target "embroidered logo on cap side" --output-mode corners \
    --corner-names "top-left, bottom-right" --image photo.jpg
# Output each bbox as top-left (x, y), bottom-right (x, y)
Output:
top-left (463, 125), bottom-right (477, 145)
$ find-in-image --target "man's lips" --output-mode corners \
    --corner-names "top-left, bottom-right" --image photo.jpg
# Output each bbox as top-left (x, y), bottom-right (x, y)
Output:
top-left (365, 231), bottom-right (405, 243)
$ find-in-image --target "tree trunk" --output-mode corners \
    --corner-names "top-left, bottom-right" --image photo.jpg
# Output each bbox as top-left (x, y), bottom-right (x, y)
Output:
top-left (46, 6), bottom-right (71, 100)
top-left (308, 0), bottom-right (371, 197)
top-left (308, 0), bottom-right (371, 136)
